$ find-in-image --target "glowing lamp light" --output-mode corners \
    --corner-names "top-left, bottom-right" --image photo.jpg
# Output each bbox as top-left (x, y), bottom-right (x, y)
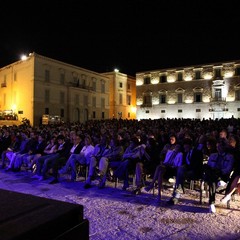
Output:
top-left (168, 100), bottom-right (176, 104)
top-left (152, 97), bottom-right (159, 105)
top-left (136, 80), bottom-right (143, 86)
top-left (21, 55), bottom-right (27, 61)
top-left (203, 74), bottom-right (212, 80)
top-left (114, 68), bottom-right (119, 73)
top-left (131, 106), bottom-right (136, 113)
top-left (224, 72), bottom-right (234, 78)
top-left (202, 98), bottom-right (210, 103)
top-left (226, 96), bottom-right (235, 102)
top-left (11, 104), bottom-right (17, 111)
top-left (185, 99), bottom-right (193, 103)
top-left (167, 77), bottom-right (176, 83)
top-left (184, 76), bottom-right (192, 81)
top-left (151, 79), bottom-right (159, 84)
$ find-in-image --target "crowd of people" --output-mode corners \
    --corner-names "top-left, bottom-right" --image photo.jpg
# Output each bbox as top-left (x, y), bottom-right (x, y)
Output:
top-left (0, 117), bottom-right (240, 213)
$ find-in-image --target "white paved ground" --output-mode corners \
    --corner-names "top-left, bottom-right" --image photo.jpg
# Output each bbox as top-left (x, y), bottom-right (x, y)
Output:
top-left (0, 170), bottom-right (240, 240)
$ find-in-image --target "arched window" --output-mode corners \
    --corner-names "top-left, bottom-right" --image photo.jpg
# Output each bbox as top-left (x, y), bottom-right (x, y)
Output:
top-left (159, 89), bottom-right (167, 104)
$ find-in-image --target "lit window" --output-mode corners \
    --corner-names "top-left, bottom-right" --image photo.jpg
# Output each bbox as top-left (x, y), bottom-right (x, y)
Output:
top-left (45, 70), bottom-right (50, 82)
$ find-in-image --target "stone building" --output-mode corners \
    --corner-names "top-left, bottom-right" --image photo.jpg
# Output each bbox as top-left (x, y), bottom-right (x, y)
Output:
top-left (0, 53), bottom-right (135, 126)
top-left (136, 61), bottom-right (240, 120)
top-left (102, 70), bottom-right (136, 119)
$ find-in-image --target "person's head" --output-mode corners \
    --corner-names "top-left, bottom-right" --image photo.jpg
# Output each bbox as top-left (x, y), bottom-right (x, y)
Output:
top-left (110, 136), bottom-right (120, 147)
top-left (169, 134), bottom-right (177, 145)
top-left (100, 134), bottom-right (110, 146)
top-left (219, 129), bottom-right (228, 139)
top-left (146, 137), bottom-right (156, 148)
top-left (206, 137), bottom-right (217, 150)
top-left (84, 135), bottom-right (92, 146)
top-left (57, 135), bottom-right (65, 144)
top-left (70, 130), bottom-right (76, 138)
top-left (117, 132), bottom-right (124, 141)
top-left (228, 134), bottom-right (239, 148)
top-left (38, 134), bottom-right (45, 142)
top-left (50, 136), bottom-right (56, 144)
top-left (129, 136), bottom-right (140, 148)
top-left (21, 131), bottom-right (29, 139)
top-left (3, 129), bottom-right (10, 137)
top-left (73, 134), bottom-right (82, 145)
top-left (29, 131), bottom-right (34, 137)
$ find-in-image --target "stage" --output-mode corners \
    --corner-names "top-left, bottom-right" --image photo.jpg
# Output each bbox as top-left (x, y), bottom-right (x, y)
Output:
top-left (0, 189), bottom-right (89, 240)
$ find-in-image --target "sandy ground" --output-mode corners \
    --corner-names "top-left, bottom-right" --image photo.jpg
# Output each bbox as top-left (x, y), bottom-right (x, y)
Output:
top-left (0, 169), bottom-right (240, 240)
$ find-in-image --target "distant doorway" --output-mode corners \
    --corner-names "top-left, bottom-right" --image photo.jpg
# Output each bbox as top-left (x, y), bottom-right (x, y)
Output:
top-left (74, 108), bottom-right (80, 122)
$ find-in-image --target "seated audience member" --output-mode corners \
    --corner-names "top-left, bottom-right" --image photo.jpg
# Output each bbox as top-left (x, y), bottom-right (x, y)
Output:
top-left (113, 136), bottom-right (145, 190)
top-left (132, 137), bottom-right (160, 194)
top-left (156, 133), bottom-right (179, 166)
top-left (141, 136), bottom-right (160, 178)
top-left (167, 138), bottom-right (203, 205)
top-left (5, 131), bottom-right (30, 171)
top-left (31, 136), bottom-right (58, 174)
top-left (42, 136), bottom-right (58, 155)
top-left (221, 134), bottom-right (240, 204)
top-left (0, 128), bottom-right (12, 167)
top-left (97, 135), bottom-right (124, 188)
top-left (50, 134), bottom-right (84, 183)
top-left (13, 131), bottom-right (39, 171)
top-left (58, 135), bottom-right (94, 181)
top-left (203, 138), bottom-right (235, 213)
top-left (1, 132), bottom-right (21, 169)
top-left (24, 134), bottom-right (48, 171)
top-left (221, 175), bottom-right (240, 204)
top-left (167, 134), bottom-right (178, 151)
top-left (204, 136), bottom-right (218, 160)
top-left (34, 135), bottom-right (71, 183)
top-left (84, 134), bottom-right (111, 188)
top-left (144, 144), bottom-right (183, 201)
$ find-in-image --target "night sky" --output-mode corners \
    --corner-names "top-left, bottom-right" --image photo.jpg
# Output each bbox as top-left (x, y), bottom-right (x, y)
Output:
top-left (1, 0), bottom-right (240, 76)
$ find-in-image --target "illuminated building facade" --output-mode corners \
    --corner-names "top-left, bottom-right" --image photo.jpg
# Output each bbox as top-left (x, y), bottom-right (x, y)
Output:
top-left (136, 61), bottom-right (240, 120)
top-left (0, 53), bottom-right (113, 126)
top-left (102, 71), bottom-right (136, 119)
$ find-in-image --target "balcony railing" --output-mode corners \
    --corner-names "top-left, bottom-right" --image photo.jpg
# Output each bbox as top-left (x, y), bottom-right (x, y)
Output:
top-left (209, 108), bottom-right (228, 112)
top-left (140, 103), bottom-right (153, 108)
top-left (210, 97), bottom-right (226, 102)
top-left (69, 82), bottom-right (94, 91)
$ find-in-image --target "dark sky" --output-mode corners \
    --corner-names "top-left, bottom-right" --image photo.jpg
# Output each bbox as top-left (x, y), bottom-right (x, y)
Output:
top-left (1, 0), bottom-right (240, 76)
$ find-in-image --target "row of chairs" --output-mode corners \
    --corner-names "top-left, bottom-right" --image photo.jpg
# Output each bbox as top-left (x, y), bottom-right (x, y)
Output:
top-left (60, 163), bottom-right (238, 209)
top-left (150, 176), bottom-right (236, 208)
